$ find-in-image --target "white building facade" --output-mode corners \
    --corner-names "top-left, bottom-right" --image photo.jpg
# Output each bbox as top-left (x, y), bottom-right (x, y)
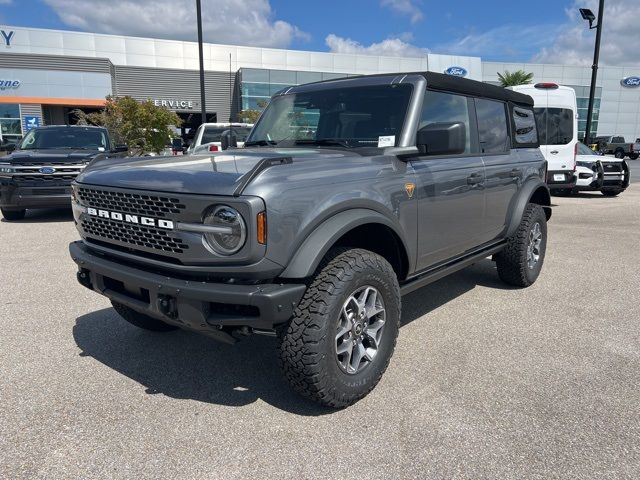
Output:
top-left (1, 25), bottom-right (639, 144)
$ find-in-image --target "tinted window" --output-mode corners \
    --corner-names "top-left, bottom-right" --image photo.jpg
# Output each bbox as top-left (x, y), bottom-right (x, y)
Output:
top-left (476, 99), bottom-right (509, 153)
top-left (512, 106), bottom-right (538, 145)
top-left (577, 142), bottom-right (597, 156)
top-left (19, 128), bottom-right (107, 150)
top-left (534, 108), bottom-right (574, 146)
top-left (419, 90), bottom-right (471, 153)
top-left (201, 127), bottom-right (227, 143)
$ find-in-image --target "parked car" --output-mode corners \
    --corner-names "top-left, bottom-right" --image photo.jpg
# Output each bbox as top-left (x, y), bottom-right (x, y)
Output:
top-left (592, 135), bottom-right (638, 159)
top-left (509, 83), bottom-right (578, 193)
top-left (574, 142), bottom-right (630, 196)
top-left (69, 72), bottom-right (551, 407)
top-left (633, 138), bottom-right (640, 157)
top-left (186, 123), bottom-right (253, 154)
top-left (0, 125), bottom-right (128, 221)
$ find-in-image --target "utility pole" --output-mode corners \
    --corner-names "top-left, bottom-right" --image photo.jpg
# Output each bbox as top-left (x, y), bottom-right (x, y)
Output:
top-left (583, 0), bottom-right (604, 145)
top-left (196, 0), bottom-right (207, 125)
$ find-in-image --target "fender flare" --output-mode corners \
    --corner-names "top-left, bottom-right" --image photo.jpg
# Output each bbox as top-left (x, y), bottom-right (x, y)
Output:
top-left (506, 179), bottom-right (551, 238)
top-left (279, 208), bottom-right (410, 279)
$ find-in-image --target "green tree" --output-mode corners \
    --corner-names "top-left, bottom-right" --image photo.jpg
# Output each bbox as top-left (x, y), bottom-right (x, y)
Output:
top-left (73, 96), bottom-right (182, 155)
top-left (237, 99), bottom-right (268, 124)
top-left (497, 70), bottom-right (534, 87)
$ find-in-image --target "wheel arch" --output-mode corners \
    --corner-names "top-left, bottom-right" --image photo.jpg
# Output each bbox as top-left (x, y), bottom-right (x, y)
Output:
top-left (506, 179), bottom-right (551, 238)
top-left (279, 209), bottom-right (411, 281)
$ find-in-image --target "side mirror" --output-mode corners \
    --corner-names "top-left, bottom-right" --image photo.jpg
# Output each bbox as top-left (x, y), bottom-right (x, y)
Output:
top-left (416, 122), bottom-right (466, 156)
top-left (113, 144), bottom-right (128, 153)
top-left (220, 130), bottom-right (238, 151)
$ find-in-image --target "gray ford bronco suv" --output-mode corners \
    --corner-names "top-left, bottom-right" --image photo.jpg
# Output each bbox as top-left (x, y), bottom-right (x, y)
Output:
top-left (69, 72), bottom-right (551, 407)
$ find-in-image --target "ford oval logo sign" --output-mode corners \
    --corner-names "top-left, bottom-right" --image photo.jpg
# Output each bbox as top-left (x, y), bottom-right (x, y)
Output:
top-left (445, 66), bottom-right (468, 77)
top-left (39, 167), bottom-right (56, 174)
top-left (621, 76), bottom-right (640, 88)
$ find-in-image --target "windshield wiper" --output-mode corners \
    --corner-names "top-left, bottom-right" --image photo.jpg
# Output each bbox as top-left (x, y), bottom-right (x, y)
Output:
top-left (293, 139), bottom-right (354, 148)
top-left (244, 139), bottom-right (278, 147)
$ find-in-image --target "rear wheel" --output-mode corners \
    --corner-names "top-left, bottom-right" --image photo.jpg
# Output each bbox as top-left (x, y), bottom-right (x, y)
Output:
top-left (1, 208), bottom-right (26, 221)
top-left (111, 301), bottom-right (178, 332)
top-left (278, 248), bottom-right (400, 408)
top-left (614, 150), bottom-right (625, 159)
top-left (629, 154), bottom-right (638, 160)
top-left (495, 203), bottom-right (547, 288)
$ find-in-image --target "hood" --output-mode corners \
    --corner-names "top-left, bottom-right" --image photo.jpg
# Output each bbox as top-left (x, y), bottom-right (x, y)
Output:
top-left (75, 148), bottom-right (354, 196)
top-left (5, 149), bottom-right (105, 164)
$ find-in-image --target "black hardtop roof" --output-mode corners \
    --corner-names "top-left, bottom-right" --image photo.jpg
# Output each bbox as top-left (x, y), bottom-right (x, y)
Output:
top-left (286, 71), bottom-right (534, 107)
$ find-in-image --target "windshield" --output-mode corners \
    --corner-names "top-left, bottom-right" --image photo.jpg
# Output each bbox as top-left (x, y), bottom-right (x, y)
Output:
top-left (202, 126), bottom-right (252, 144)
top-left (247, 84), bottom-right (413, 148)
top-left (577, 142), bottom-right (597, 156)
top-left (19, 128), bottom-right (107, 150)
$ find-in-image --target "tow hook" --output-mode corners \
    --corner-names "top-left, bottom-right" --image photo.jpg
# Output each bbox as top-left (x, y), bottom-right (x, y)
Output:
top-left (77, 268), bottom-right (92, 289)
top-left (158, 294), bottom-right (178, 319)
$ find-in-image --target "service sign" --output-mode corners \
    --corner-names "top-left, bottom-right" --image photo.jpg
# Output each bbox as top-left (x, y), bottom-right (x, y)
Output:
top-left (154, 99), bottom-right (195, 109)
top-left (620, 76), bottom-right (640, 88)
top-left (444, 66), bottom-right (468, 77)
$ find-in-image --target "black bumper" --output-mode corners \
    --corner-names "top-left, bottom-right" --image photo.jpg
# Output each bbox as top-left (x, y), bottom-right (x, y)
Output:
top-left (69, 241), bottom-right (306, 333)
top-left (546, 170), bottom-right (576, 190)
top-left (0, 180), bottom-right (72, 209)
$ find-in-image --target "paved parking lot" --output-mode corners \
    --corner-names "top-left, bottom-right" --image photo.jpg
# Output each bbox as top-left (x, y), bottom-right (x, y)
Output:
top-left (1, 182), bottom-right (639, 479)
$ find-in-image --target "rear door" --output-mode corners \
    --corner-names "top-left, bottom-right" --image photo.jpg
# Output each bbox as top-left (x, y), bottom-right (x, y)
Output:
top-left (535, 88), bottom-right (577, 174)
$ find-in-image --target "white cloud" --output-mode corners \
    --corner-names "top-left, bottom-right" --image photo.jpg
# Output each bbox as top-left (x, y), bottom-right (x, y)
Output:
top-left (43, 0), bottom-right (308, 48)
top-left (325, 34), bottom-right (428, 58)
top-left (533, 0), bottom-right (640, 66)
top-left (0, 0), bottom-right (14, 4)
top-left (381, 0), bottom-right (423, 24)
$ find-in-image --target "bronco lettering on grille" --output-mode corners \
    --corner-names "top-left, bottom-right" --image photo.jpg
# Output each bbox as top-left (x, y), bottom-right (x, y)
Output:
top-left (86, 207), bottom-right (174, 230)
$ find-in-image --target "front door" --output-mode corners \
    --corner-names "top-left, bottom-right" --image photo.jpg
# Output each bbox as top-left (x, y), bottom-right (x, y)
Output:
top-left (411, 90), bottom-right (486, 271)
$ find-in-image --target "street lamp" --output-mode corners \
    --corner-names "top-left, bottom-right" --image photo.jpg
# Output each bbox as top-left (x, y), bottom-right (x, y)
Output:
top-left (196, 0), bottom-right (207, 125)
top-left (580, 1), bottom-right (604, 145)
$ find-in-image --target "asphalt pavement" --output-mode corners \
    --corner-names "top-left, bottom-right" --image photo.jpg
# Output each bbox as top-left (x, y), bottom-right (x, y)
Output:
top-left (1, 184), bottom-right (639, 479)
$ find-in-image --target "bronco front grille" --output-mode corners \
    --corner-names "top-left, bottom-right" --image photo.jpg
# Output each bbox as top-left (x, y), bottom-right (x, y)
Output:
top-left (81, 217), bottom-right (189, 254)
top-left (77, 187), bottom-right (186, 218)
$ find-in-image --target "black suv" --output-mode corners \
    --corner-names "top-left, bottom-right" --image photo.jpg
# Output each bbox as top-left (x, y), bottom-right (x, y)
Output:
top-left (69, 72), bottom-right (551, 407)
top-left (0, 125), bottom-right (127, 220)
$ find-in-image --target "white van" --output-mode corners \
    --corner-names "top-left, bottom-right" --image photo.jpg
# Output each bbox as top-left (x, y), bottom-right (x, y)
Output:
top-left (186, 123), bottom-right (253, 154)
top-left (509, 83), bottom-right (578, 192)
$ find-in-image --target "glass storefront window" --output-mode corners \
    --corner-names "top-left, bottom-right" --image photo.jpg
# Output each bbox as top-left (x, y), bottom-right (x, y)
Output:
top-left (0, 104), bottom-right (20, 118)
top-left (0, 103), bottom-right (22, 148)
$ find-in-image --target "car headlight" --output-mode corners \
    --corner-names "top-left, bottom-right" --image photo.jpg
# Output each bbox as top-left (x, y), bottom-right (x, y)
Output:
top-left (0, 164), bottom-right (15, 174)
top-left (202, 205), bottom-right (246, 255)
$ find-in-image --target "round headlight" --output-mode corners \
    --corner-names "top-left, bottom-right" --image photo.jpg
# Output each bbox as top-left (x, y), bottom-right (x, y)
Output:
top-left (202, 205), bottom-right (246, 255)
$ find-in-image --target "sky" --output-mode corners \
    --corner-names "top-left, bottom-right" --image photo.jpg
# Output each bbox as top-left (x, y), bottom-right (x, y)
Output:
top-left (0, 0), bottom-right (639, 66)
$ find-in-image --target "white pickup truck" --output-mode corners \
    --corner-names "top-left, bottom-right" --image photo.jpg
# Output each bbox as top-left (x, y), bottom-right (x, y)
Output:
top-left (186, 123), bottom-right (253, 154)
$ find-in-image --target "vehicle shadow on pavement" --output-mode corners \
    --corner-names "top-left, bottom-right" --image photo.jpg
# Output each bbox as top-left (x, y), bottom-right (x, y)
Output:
top-left (1, 208), bottom-right (73, 223)
top-left (72, 260), bottom-right (508, 415)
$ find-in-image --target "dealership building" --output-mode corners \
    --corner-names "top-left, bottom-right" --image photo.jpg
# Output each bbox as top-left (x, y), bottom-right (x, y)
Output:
top-left (1, 25), bottom-right (640, 145)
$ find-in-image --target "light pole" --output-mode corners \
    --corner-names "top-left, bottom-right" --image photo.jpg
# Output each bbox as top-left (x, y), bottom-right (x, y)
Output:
top-left (580, 1), bottom-right (604, 145)
top-left (196, 0), bottom-right (207, 125)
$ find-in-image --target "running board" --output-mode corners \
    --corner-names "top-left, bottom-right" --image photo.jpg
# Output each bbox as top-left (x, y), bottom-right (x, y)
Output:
top-left (400, 242), bottom-right (506, 296)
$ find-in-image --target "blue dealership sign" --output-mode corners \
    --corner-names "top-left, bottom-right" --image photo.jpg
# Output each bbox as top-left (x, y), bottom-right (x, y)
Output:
top-left (24, 116), bottom-right (41, 131)
top-left (444, 66), bottom-right (468, 77)
top-left (621, 76), bottom-right (640, 88)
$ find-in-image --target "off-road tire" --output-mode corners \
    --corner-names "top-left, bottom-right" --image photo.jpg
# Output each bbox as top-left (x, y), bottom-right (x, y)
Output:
top-left (601, 189), bottom-right (622, 197)
top-left (278, 248), bottom-right (401, 408)
top-left (495, 203), bottom-right (547, 288)
top-left (111, 301), bottom-right (178, 332)
top-left (1, 208), bottom-right (26, 221)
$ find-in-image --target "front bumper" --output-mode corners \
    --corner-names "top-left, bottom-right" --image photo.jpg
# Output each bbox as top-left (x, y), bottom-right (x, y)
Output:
top-left (546, 170), bottom-right (576, 190)
top-left (69, 241), bottom-right (306, 334)
top-left (0, 179), bottom-right (73, 209)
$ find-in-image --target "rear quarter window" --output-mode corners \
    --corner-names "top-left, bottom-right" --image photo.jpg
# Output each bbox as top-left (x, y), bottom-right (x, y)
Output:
top-left (511, 106), bottom-right (538, 146)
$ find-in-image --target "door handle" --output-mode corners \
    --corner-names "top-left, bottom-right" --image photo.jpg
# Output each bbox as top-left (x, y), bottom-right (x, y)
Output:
top-left (509, 169), bottom-right (520, 177)
top-left (467, 173), bottom-right (483, 185)
top-left (550, 150), bottom-right (559, 155)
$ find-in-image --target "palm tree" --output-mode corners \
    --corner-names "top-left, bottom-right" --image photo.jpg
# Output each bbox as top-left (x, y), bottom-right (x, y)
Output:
top-left (497, 70), bottom-right (534, 87)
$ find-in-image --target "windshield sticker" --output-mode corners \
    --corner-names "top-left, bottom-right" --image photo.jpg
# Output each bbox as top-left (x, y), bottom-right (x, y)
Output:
top-left (378, 136), bottom-right (395, 148)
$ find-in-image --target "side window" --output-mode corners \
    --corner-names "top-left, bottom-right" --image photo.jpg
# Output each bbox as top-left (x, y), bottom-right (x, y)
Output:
top-left (612, 136), bottom-right (624, 143)
top-left (475, 99), bottom-right (509, 154)
top-left (511, 106), bottom-right (538, 146)
top-left (419, 90), bottom-right (471, 153)
top-left (534, 108), bottom-right (573, 145)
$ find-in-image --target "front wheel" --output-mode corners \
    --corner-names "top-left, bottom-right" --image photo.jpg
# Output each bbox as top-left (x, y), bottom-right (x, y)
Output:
top-left (601, 189), bottom-right (622, 197)
top-left (278, 248), bottom-right (401, 408)
top-left (1, 208), bottom-right (26, 221)
top-left (495, 203), bottom-right (547, 288)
